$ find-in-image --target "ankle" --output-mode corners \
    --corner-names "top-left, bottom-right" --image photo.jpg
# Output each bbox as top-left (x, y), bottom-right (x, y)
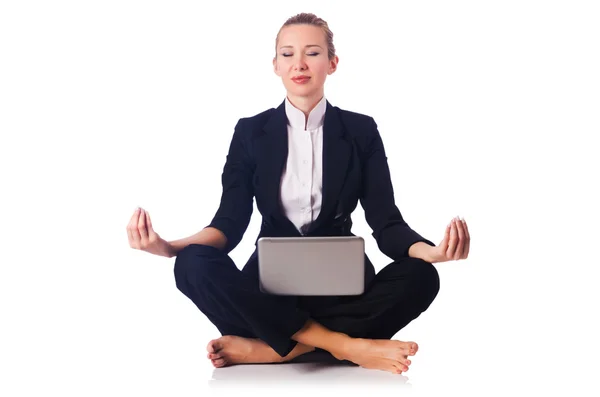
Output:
top-left (248, 338), bottom-right (283, 362)
top-left (280, 343), bottom-right (316, 363)
top-left (331, 334), bottom-right (356, 361)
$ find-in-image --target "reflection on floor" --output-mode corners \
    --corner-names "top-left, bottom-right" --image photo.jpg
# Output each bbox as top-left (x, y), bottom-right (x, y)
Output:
top-left (207, 351), bottom-right (411, 389)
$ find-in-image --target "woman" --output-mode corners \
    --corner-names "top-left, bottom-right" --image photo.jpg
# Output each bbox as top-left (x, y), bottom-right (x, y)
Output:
top-left (126, 13), bottom-right (470, 375)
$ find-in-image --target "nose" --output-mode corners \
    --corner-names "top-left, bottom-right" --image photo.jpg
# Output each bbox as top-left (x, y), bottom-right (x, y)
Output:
top-left (293, 55), bottom-right (307, 71)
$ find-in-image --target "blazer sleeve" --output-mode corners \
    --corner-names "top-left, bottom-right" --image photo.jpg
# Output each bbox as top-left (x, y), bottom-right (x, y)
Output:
top-left (206, 118), bottom-right (254, 254)
top-left (359, 117), bottom-right (436, 261)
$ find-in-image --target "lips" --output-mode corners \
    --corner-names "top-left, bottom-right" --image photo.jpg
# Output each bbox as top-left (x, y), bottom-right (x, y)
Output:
top-left (292, 76), bottom-right (310, 83)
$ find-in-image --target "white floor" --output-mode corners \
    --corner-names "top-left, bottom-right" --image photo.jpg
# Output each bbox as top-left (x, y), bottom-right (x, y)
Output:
top-left (207, 361), bottom-right (412, 389)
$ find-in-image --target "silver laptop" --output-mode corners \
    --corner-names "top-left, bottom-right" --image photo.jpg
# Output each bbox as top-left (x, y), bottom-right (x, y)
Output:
top-left (257, 236), bottom-right (365, 296)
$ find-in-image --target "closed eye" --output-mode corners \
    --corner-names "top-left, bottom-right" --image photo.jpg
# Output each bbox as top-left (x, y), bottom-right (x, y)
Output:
top-left (282, 53), bottom-right (320, 57)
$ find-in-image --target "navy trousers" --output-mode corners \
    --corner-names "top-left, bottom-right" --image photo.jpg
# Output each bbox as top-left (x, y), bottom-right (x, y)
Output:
top-left (173, 243), bottom-right (440, 358)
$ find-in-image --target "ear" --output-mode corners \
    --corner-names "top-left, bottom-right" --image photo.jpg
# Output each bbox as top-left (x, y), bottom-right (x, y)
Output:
top-left (273, 57), bottom-right (281, 77)
top-left (328, 55), bottom-right (339, 75)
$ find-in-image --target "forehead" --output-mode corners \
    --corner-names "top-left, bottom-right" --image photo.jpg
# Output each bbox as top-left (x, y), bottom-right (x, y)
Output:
top-left (278, 24), bottom-right (325, 48)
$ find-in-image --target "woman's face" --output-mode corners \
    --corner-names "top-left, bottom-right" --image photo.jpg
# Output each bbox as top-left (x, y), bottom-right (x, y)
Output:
top-left (273, 24), bottom-right (338, 101)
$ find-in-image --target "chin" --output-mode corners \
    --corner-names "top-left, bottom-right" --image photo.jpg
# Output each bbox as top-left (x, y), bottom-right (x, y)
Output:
top-left (288, 86), bottom-right (319, 98)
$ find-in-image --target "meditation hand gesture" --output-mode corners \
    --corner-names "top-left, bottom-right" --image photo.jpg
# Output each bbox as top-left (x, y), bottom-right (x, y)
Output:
top-left (126, 207), bottom-right (174, 258)
top-left (429, 216), bottom-right (470, 263)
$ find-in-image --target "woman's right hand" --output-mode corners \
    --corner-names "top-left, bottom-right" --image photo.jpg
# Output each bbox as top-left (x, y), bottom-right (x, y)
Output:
top-left (127, 207), bottom-right (174, 258)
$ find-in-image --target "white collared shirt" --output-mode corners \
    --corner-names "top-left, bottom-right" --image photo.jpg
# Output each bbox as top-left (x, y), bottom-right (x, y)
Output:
top-left (280, 96), bottom-right (326, 235)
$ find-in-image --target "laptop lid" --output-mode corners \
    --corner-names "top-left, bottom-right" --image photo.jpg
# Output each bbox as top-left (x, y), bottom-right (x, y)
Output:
top-left (257, 236), bottom-right (365, 296)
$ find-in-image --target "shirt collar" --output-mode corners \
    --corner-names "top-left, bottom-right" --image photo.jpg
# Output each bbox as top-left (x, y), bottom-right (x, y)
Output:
top-left (284, 95), bottom-right (327, 131)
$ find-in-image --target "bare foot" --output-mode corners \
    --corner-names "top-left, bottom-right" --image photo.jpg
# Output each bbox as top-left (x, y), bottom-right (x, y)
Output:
top-left (334, 338), bottom-right (418, 374)
top-left (206, 335), bottom-right (316, 368)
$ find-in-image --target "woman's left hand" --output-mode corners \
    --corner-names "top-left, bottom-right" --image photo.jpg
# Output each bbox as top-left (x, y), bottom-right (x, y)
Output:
top-left (428, 216), bottom-right (470, 263)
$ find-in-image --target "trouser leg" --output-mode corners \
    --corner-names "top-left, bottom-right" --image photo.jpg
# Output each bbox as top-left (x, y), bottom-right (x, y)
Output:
top-left (173, 244), bottom-right (310, 357)
top-left (298, 257), bottom-right (440, 340)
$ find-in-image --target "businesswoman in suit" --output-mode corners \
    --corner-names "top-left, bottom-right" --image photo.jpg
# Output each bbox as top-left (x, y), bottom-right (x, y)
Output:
top-left (126, 13), bottom-right (470, 375)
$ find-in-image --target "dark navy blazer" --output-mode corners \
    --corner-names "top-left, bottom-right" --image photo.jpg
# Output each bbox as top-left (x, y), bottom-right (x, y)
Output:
top-left (207, 99), bottom-right (435, 286)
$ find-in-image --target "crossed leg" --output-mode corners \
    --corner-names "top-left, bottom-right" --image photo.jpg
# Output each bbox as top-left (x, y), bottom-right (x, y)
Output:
top-left (174, 244), bottom-right (439, 374)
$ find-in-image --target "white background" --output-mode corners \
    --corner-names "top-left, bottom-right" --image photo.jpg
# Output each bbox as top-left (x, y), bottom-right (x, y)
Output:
top-left (1, 0), bottom-right (598, 395)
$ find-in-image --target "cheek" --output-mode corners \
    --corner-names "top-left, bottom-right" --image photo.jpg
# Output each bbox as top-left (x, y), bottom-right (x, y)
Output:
top-left (313, 66), bottom-right (329, 79)
top-left (276, 60), bottom-right (291, 72)
top-left (311, 60), bottom-right (330, 74)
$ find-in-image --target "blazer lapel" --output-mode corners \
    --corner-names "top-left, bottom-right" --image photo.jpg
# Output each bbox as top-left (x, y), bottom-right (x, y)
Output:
top-left (259, 100), bottom-right (298, 232)
top-left (307, 101), bottom-right (351, 234)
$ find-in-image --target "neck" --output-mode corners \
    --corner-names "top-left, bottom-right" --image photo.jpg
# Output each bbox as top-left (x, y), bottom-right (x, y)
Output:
top-left (286, 90), bottom-right (325, 121)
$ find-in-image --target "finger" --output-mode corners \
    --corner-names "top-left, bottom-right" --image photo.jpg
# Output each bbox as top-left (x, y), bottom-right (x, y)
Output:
top-left (127, 228), bottom-right (134, 246)
top-left (129, 209), bottom-right (142, 248)
top-left (462, 218), bottom-right (470, 258)
top-left (145, 210), bottom-right (156, 238)
top-left (446, 219), bottom-right (458, 259)
top-left (138, 208), bottom-right (149, 241)
top-left (454, 217), bottom-right (465, 261)
top-left (145, 210), bottom-right (153, 231)
top-left (127, 207), bottom-right (141, 229)
top-left (127, 208), bottom-right (141, 246)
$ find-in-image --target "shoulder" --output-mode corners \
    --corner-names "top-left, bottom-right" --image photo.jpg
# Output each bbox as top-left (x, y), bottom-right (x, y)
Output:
top-left (235, 107), bottom-right (276, 131)
top-left (330, 104), bottom-right (378, 140)
top-left (224, 108), bottom-right (276, 147)
top-left (333, 105), bottom-right (374, 125)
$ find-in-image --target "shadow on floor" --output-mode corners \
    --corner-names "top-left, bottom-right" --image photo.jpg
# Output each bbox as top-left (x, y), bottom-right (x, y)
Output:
top-left (208, 350), bottom-right (410, 388)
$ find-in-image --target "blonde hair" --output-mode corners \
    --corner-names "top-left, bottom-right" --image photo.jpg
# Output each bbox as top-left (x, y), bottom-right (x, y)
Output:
top-left (275, 13), bottom-right (336, 60)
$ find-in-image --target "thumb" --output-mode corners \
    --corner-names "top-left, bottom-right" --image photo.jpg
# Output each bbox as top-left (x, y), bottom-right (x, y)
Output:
top-left (438, 222), bottom-right (451, 250)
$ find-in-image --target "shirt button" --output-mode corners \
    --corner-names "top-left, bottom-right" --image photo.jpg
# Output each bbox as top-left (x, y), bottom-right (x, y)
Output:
top-left (303, 160), bottom-right (308, 165)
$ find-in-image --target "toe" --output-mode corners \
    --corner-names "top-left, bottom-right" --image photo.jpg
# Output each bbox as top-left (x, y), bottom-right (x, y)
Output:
top-left (207, 339), bottom-right (217, 353)
top-left (397, 346), bottom-right (412, 357)
top-left (207, 339), bottom-right (223, 354)
top-left (208, 353), bottom-right (222, 360)
top-left (212, 358), bottom-right (226, 368)
top-left (395, 360), bottom-right (409, 372)
top-left (396, 341), bottom-right (417, 356)
top-left (410, 342), bottom-right (419, 354)
top-left (391, 362), bottom-right (404, 374)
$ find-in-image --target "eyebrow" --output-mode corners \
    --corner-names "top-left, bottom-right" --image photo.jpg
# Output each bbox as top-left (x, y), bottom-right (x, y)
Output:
top-left (279, 44), bottom-right (323, 50)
